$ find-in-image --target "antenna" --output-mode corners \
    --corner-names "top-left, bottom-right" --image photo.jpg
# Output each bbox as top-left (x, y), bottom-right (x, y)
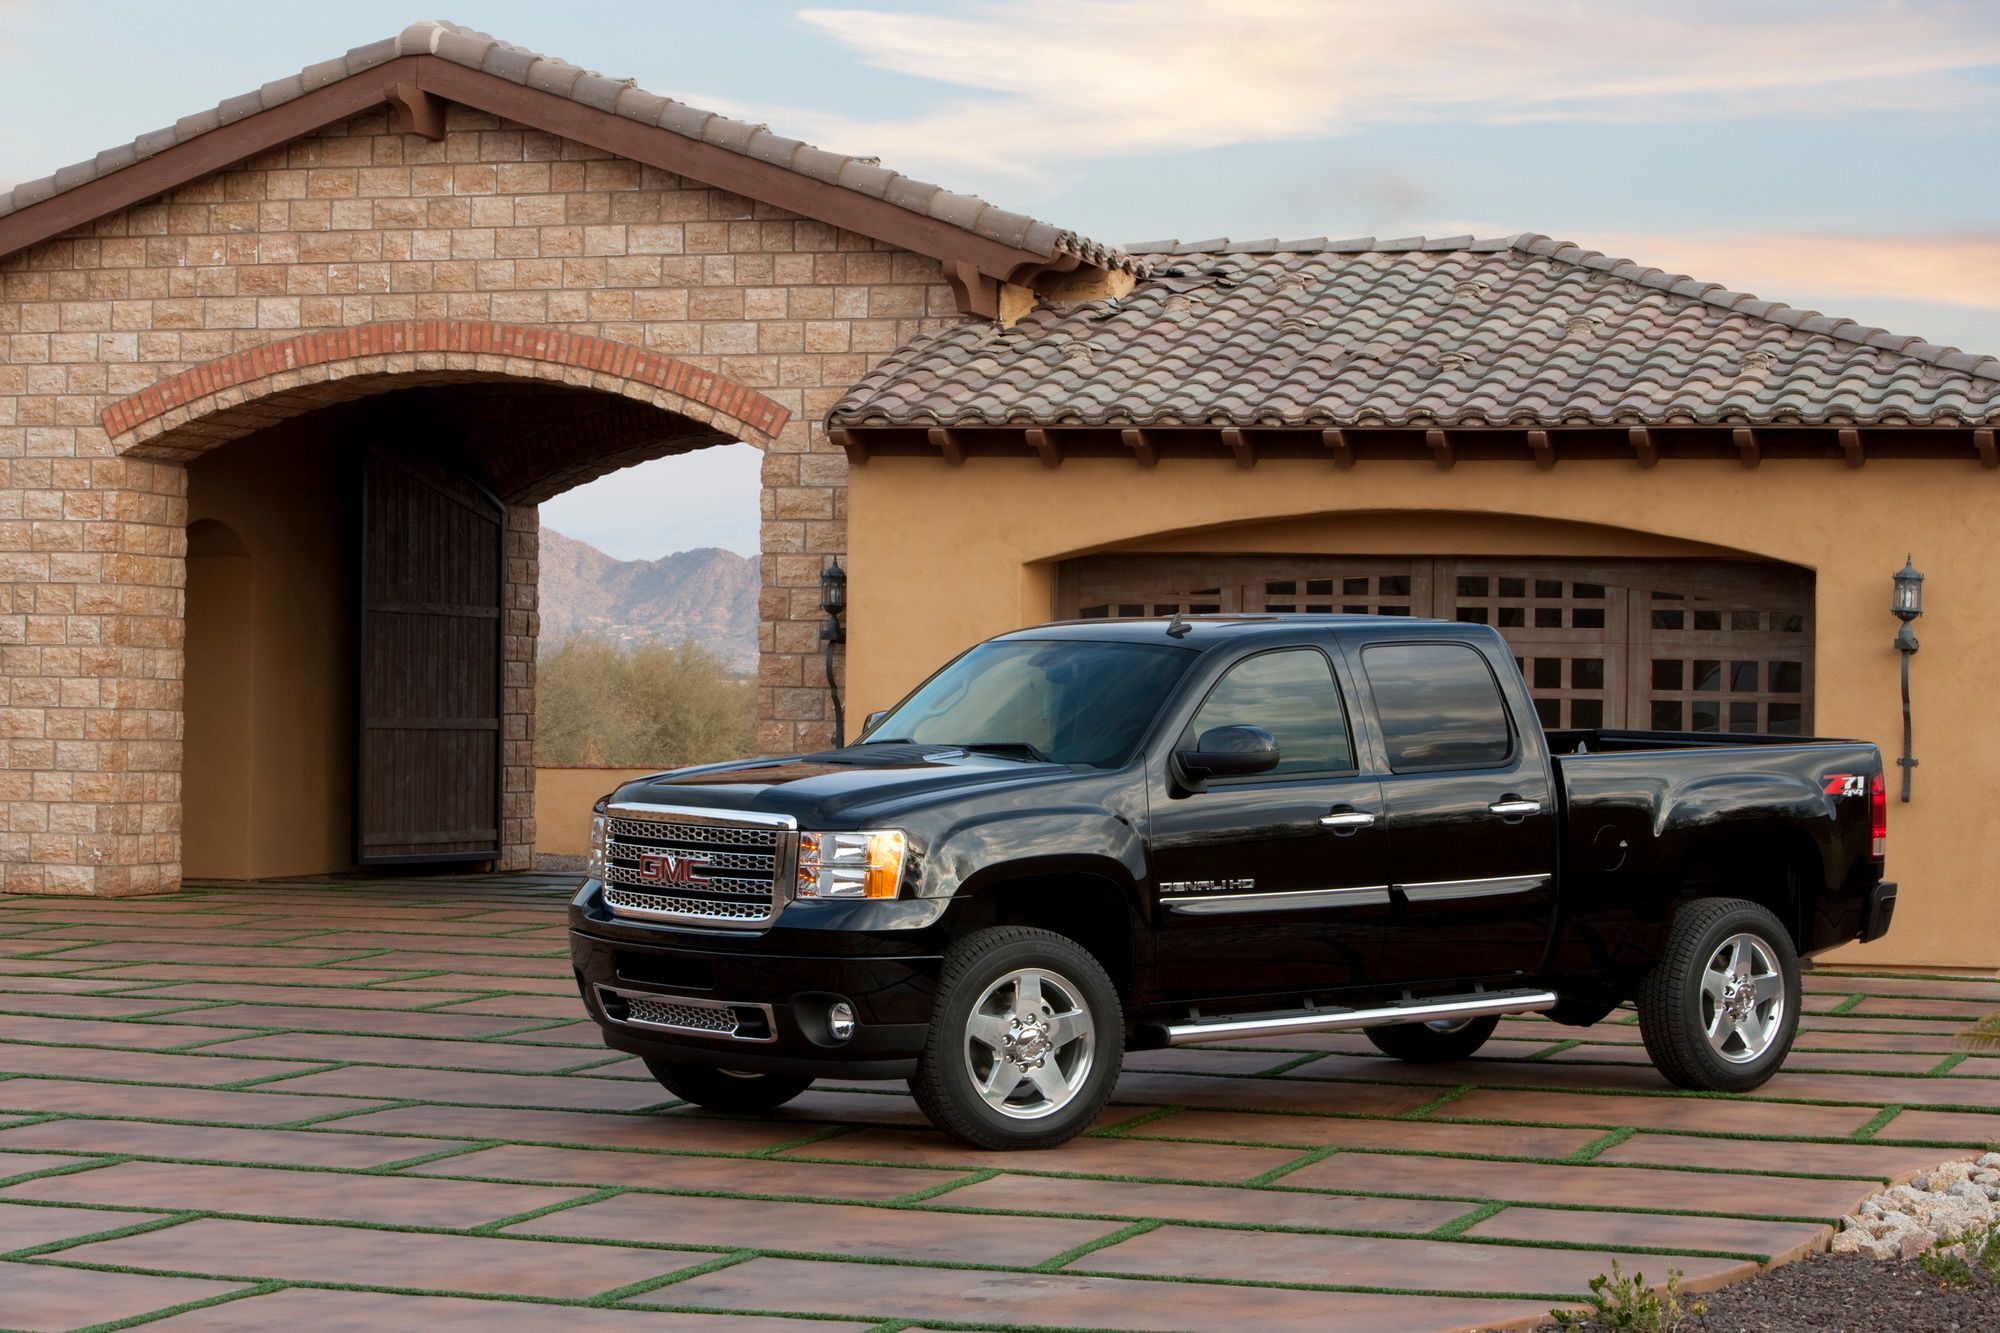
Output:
top-left (1165, 611), bottom-right (1191, 639)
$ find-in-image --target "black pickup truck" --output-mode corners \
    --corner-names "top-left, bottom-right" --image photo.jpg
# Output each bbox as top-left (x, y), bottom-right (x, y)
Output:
top-left (569, 615), bottom-right (1896, 1149)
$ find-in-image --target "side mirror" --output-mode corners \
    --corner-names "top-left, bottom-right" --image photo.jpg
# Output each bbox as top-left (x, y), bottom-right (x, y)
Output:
top-left (860, 709), bottom-right (889, 737)
top-left (1175, 725), bottom-right (1281, 789)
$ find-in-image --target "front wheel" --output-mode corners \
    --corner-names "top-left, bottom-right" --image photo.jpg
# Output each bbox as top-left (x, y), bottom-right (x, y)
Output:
top-left (1637, 897), bottom-right (1800, 1092)
top-left (643, 1058), bottom-right (814, 1112)
top-left (910, 927), bottom-right (1123, 1150)
top-left (1365, 1014), bottom-right (1498, 1063)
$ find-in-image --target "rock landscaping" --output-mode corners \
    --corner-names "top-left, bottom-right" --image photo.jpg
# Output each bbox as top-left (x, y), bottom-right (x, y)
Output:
top-left (1831, 1152), bottom-right (2000, 1260)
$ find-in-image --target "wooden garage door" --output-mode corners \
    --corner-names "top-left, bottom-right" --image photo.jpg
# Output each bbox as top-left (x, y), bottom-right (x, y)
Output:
top-left (356, 449), bottom-right (505, 865)
top-left (1057, 556), bottom-right (1813, 735)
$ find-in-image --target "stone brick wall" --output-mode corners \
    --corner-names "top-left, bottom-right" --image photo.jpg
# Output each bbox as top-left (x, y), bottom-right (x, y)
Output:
top-left (0, 101), bottom-right (959, 893)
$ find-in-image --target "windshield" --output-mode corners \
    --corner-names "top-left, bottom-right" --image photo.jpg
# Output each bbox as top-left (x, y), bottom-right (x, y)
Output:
top-left (864, 639), bottom-right (1197, 768)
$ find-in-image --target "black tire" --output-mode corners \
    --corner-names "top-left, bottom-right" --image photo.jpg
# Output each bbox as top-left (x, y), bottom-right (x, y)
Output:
top-left (1638, 897), bottom-right (1800, 1092)
top-left (643, 1058), bottom-right (813, 1112)
top-left (1365, 1014), bottom-right (1499, 1063)
top-left (909, 926), bottom-right (1123, 1151)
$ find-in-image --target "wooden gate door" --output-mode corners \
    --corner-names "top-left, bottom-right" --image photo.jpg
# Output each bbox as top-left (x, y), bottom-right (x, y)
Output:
top-left (357, 449), bottom-right (505, 865)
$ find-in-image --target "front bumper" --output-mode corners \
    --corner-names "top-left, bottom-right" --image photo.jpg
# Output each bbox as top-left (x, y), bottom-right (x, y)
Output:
top-left (568, 907), bottom-right (944, 1080)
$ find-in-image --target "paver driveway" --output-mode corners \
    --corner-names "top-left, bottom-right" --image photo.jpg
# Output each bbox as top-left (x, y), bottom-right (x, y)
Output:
top-left (0, 875), bottom-right (1995, 1333)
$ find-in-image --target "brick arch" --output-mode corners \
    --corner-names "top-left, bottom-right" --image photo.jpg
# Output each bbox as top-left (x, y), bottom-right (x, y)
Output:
top-left (101, 321), bottom-right (792, 470)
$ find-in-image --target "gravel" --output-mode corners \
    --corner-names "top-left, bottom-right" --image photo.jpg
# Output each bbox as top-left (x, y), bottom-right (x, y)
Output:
top-left (1533, 1251), bottom-right (1999, 1332)
top-left (1526, 1153), bottom-right (2000, 1332)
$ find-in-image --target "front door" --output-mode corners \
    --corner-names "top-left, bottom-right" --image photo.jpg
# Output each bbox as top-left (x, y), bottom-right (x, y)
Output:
top-left (355, 448), bottom-right (505, 865)
top-left (1147, 643), bottom-right (1393, 1000)
top-left (1350, 638), bottom-right (1560, 982)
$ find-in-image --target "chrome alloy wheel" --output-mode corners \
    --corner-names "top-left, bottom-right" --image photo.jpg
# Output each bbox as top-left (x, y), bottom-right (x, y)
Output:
top-left (961, 966), bottom-right (1096, 1120)
top-left (1701, 931), bottom-right (1786, 1063)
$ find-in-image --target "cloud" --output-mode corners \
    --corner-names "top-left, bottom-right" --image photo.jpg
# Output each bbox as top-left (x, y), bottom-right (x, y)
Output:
top-left (742, 0), bottom-right (2000, 178)
top-left (1579, 229), bottom-right (2000, 313)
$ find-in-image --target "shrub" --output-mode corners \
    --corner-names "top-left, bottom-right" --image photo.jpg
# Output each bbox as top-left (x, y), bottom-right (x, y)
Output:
top-left (537, 637), bottom-right (755, 769)
top-left (1551, 1261), bottom-right (1702, 1331)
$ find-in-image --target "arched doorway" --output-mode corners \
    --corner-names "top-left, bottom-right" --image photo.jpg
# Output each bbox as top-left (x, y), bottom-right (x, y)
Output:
top-left (115, 327), bottom-right (791, 882)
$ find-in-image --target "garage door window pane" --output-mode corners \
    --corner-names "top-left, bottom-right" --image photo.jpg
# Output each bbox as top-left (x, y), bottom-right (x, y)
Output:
top-left (1190, 649), bottom-right (1353, 775)
top-left (1364, 643), bottom-right (1514, 771)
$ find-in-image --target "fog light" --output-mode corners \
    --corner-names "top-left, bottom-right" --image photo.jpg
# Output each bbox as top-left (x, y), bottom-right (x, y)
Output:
top-left (828, 1001), bottom-right (857, 1042)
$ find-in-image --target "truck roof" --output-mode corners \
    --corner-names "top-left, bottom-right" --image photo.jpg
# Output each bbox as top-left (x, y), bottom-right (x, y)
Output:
top-left (1002, 613), bottom-right (1463, 647)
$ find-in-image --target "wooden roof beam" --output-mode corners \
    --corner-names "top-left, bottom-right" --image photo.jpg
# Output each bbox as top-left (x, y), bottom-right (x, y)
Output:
top-left (829, 426), bottom-right (867, 465)
top-left (1527, 429), bottom-right (1555, 470)
top-left (1219, 427), bottom-right (1255, 469)
top-left (1120, 428), bottom-right (1159, 468)
top-left (385, 82), bottom-right (447, 140)
top-left (1025, 427), bottom-right (1062, 468)
top-left (1732, 427), bottom-right (1761, 468)
top-left (1322, 427), bottom-right (1354, 468)
top-left (1426, 428), bottom-right (1454, 469)
top-left (1628, 427), bottom-right (1658, 468)
top-left (925, 427), bottom-right (966, 466)
top-left (1838, 428), bottom-right (1864, 468)
top-left (1976, 428), bottom-right (1998, 469)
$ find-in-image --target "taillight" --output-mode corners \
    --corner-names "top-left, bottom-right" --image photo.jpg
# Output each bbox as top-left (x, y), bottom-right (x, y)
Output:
top-left (1870, 772), bottom-right (1887, 861)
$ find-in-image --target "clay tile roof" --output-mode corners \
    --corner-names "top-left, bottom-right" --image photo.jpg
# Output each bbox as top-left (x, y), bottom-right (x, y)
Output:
top-left (829, 233), bottom-right (2000, 429)
top-left (0, 19), bottom-right (1143, 277)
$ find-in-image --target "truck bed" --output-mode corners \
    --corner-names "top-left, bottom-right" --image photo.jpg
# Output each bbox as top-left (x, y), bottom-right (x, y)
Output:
top-left (1544, 727), bottom-right (1856, 755)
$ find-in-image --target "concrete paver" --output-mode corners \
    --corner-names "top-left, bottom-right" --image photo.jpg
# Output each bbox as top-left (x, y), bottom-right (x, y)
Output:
top-left (2, 873), bottom-right (1993, 1333)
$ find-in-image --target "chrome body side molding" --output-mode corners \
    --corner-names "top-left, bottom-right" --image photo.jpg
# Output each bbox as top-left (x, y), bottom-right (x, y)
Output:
top-left (1153, 987), bottom-right (1558, 1047)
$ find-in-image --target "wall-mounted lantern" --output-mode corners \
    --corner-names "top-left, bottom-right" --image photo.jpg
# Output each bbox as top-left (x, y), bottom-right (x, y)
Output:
top-left (1892, 556), bottom-right (1922, 802)
top-left (820, 560), bottom-right (848, 747)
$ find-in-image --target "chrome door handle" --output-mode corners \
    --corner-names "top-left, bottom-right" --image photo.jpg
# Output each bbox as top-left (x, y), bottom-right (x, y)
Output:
top-left (1319, 811), bottom-right (1377, 830)
top-left (1489, 800), bottom-right (1542, 818)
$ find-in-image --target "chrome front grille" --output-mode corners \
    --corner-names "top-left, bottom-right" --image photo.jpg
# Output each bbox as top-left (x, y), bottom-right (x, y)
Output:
top-left (601, 804), bottom-right (794, 929)
top-left (627, 996), bottom-right (735, 1033)
top-left (597, 987), bottom-right (776, 1042)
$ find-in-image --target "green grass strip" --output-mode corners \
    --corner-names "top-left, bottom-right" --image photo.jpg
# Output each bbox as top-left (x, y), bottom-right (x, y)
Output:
top-left (67, 1280), bottom-right (288, 1333)
top-left (1826, 993), bottom-right (1868, 1014)
top-left (1930, 1052), bottom-right (1969, 1077)
top-left (1850, 1106), bottom-right (1906, 1142)
top-left (0, 1209), bottom-right (203, 1263)
top-left (1242, 1143), bottom-right (1340, 1187)
top-left (471, 1185), bottom-right (624, 1236)
top-left (593, 1249), bottom-right (761, 1305)
top-left (1035, 1219), bottom-right (1161, 1273)
top-left (1400, 1083), bottom-right (1475, 1119)
top-left (1427, 1199), bottom-right (1507, 1239)
top-left (1565, 1126), bottom-right (1639, 1163)
top-left (892, 1168), bottom-right (999, 1206)
top-left (1526, 1039), bottom-right (1583, 1061)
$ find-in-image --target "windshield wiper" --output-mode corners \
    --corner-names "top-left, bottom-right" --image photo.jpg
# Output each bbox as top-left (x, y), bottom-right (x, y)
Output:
top-left (959, 741), bottom-right (1052, 763)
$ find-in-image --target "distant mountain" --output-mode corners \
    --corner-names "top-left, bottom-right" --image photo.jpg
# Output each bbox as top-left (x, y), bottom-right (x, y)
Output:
top-left (538, 528), bottom-right (759, 672)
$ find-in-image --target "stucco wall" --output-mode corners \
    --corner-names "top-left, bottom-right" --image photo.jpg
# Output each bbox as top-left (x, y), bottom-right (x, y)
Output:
top-left (182, 423), bottom-right (354, 879)
top-left (533, 765), bottom-right (660, 856)
top-left (847, 456), bottom-right (1993, 969)
top-left (0, 101), bottom-right (957, 894)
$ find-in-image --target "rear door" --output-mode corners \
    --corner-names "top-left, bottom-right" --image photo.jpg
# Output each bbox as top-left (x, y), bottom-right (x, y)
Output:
top-left (1146, 642), bottom-right (1394, 999)
top-left (356, 448), bottom-right (505, 866)
top-left (1350, 637), bottom-right (1560, 982)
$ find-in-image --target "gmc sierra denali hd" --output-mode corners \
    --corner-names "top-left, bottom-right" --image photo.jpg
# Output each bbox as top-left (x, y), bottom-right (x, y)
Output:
top-left (569, 615), bottom-right (1896, 1150)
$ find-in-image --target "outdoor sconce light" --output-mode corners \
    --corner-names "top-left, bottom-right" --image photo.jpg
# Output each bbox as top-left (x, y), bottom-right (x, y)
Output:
top-left (1892, 556), bottom-right (1923, 802)
top-left (820, 560), bottom-right (848, 746)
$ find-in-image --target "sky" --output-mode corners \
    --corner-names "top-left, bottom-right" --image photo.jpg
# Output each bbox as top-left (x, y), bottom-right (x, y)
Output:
top-left (3, 0), bottom-right (1996, 560)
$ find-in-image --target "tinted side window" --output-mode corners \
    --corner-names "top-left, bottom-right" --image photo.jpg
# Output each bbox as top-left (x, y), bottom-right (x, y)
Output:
top-left (1189, 649), bottom-right (1352, 775)
top-left (1363, 643), bottom-right (1514, 771)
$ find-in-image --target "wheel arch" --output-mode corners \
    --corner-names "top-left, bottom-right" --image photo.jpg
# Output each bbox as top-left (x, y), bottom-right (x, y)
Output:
top-left (947, 861), bottom-right (1147, 1003)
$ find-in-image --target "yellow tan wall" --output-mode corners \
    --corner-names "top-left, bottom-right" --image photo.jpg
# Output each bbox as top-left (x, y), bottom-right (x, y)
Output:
top-left (182, 423), bottom-right (355, 880)
top-left (846, 455), bottom-right (1996, 969)
top-left (534, 766), bottom-right (662, 855)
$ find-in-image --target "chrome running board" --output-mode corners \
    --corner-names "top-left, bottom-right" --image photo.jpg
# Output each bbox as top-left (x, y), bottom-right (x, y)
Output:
top-left (1148, 987), bottom-right (1557, 1048)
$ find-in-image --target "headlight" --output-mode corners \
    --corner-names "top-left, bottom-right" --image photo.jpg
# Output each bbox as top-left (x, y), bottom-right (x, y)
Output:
top-left (586, 808), bottom-right (608, 880)
top-left (796, 830), bottom-right (907, 900)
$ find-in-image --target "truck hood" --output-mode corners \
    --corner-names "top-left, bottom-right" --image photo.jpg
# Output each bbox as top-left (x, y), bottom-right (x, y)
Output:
top-left (610, 743), bottom-right (1074, 826)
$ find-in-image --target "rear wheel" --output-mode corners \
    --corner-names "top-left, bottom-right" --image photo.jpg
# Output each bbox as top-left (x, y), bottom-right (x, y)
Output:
top-left (1365, 1014), bottom-right (1498, 1062)
top-left (910, 926), bottom-right (1123, 1150)
top-left (1638, 897), bottom-right (1800, 1092)
top-left (643, 1058), bottom-right (813, 1112)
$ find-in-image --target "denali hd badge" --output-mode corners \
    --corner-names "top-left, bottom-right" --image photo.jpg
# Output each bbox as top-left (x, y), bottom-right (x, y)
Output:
top-left (1160, 879), bottom-right (1255, 894)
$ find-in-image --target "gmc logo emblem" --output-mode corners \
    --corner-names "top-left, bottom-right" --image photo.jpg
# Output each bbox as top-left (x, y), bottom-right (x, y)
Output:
top-left (634, 852), bottom-right (712, 887)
